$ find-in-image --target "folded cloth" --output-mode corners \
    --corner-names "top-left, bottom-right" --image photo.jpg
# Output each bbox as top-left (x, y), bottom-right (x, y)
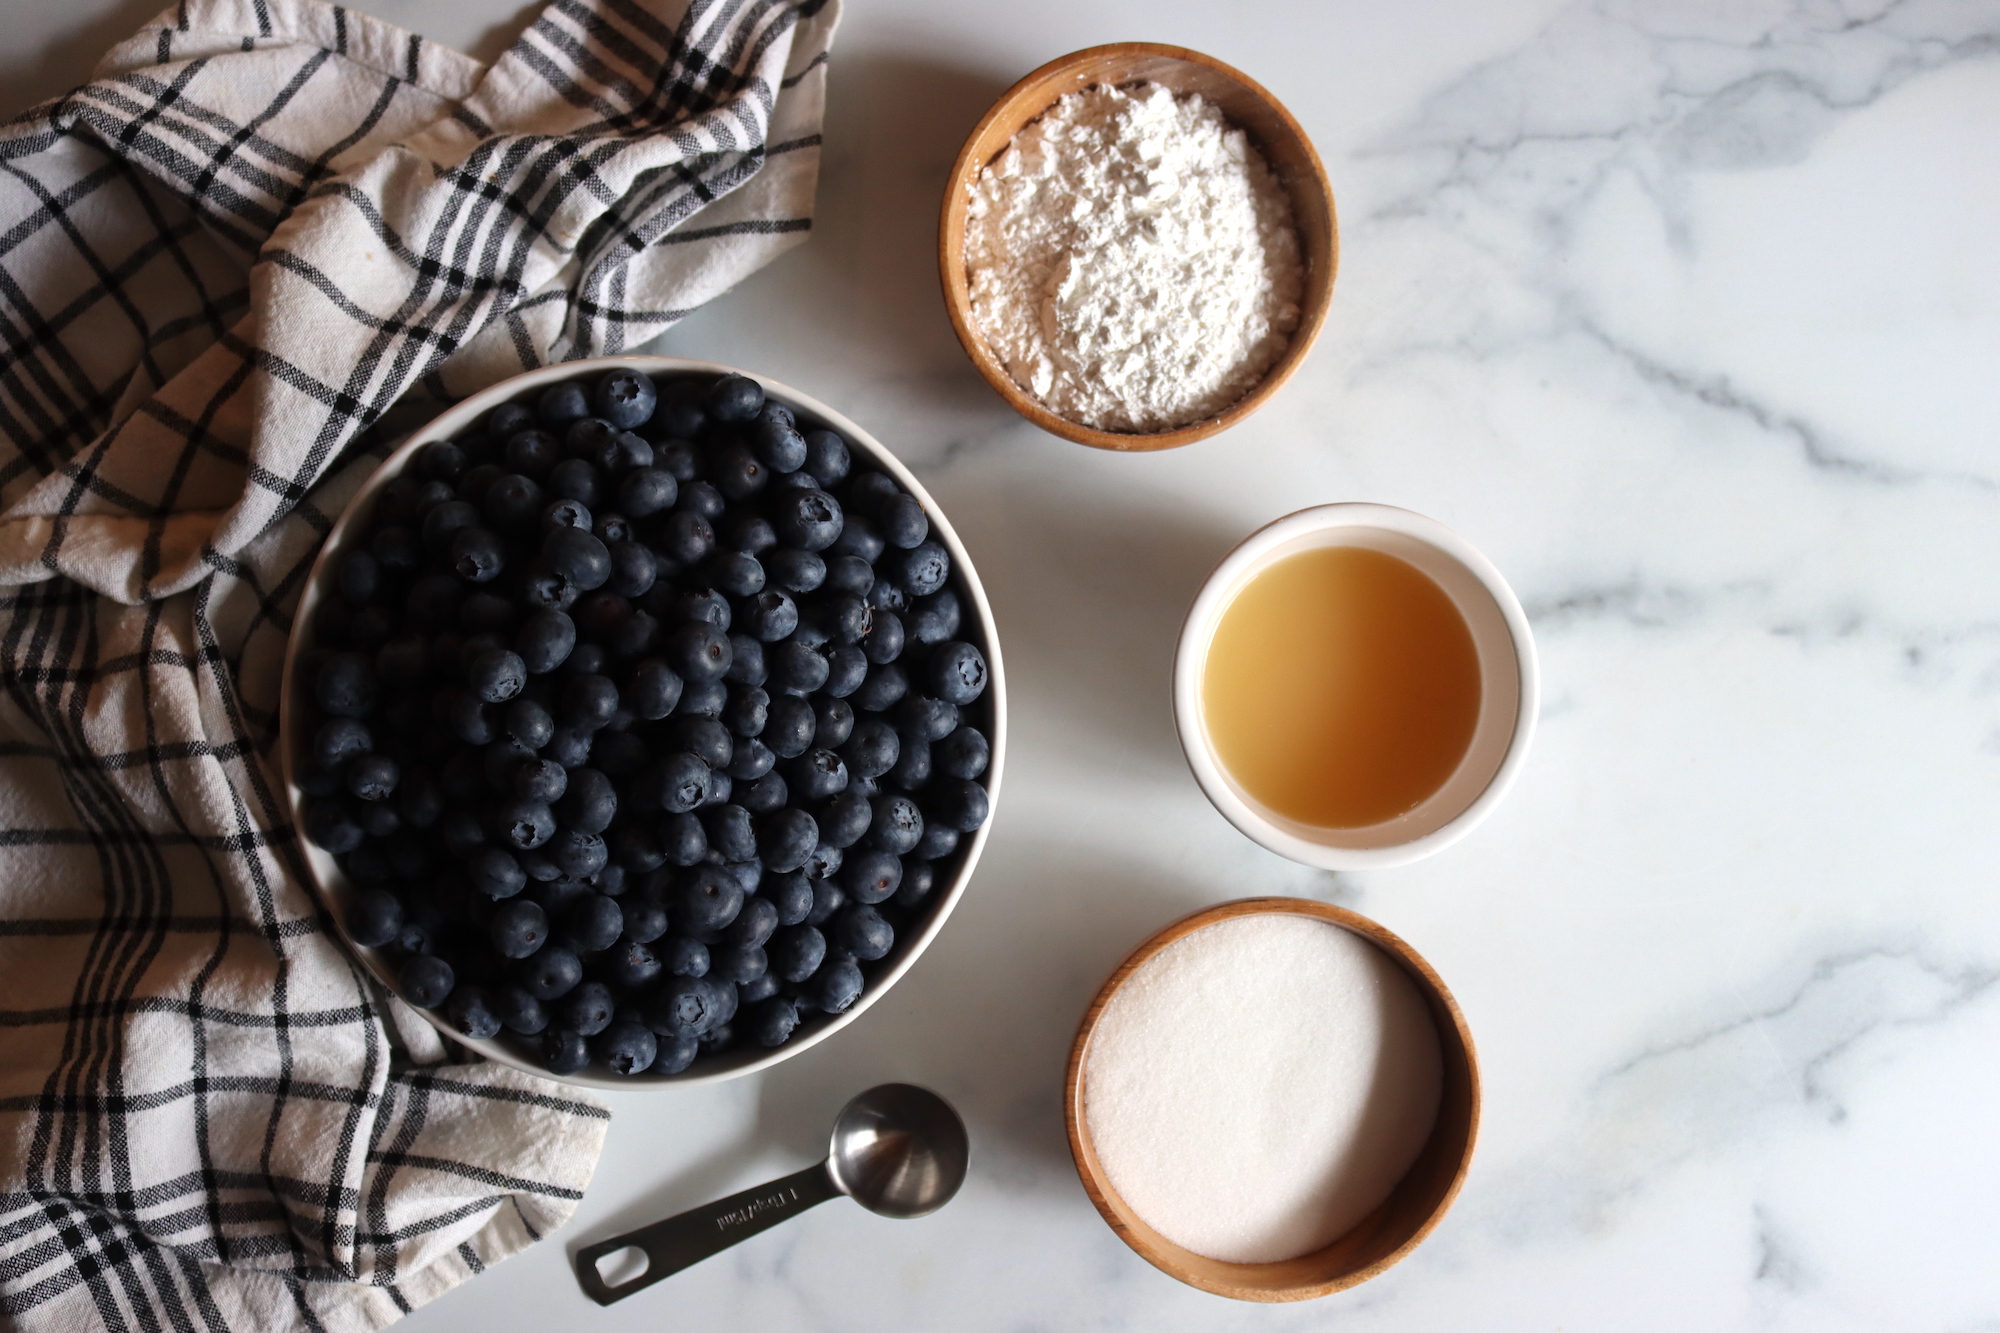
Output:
top-left (0, 0), bottom-right (838, 1328)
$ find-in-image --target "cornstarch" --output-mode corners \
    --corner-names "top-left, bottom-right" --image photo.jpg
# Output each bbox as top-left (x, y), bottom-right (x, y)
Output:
top-left (1083, 915), bottom-right (1442, 1264)
top-left (964, 83), bottom-right (1303, 433)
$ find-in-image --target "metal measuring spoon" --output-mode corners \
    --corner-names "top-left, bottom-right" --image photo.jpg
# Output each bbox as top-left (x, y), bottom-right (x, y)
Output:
top-left (574, 1083), bottom-right (970, 1304)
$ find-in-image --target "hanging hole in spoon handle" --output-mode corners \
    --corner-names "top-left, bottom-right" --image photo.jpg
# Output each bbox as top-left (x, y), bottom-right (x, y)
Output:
top-left (574, 1161), bottom-right (843, 1305)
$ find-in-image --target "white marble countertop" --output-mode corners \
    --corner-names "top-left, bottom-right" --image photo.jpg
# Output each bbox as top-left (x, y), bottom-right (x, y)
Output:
top-left (14, 0), bottom-right (2000, 1327)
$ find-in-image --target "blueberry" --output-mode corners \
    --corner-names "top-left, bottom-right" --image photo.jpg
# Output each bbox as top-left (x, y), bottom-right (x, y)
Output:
top-left (344, 887), bottom-right (403, 947)
top-left (676, 863), bottom-right (744, 932)
top-left (401, 954), bottom-right (455, 1008)
top-left (618, 467), bottom-right (677, 519)
top-left (934, 724), bottom-right (989, 780)
top-left (503, 698), bottom-right (555, 750)
top-left (761, 695), bottom-right (816, 759)
top-left (626, 657), bottom-right (683, 721)
top-left (766, 640), bottom-right (829, 696)
top-left (846, 472), bottom-right (899, 512)
top-left (398, 775), bottom-right (443, 829)
top-left (356, 802), bottom-right (401, 839)
top-left (813, 697), bottom-right (855, 748)
top-left (467, 648), bottom-right (527, 703)
top-left (517, 946), bottom-right (583, 1000)
top-left (485, 473), bottom-right (546, 529)
top-left (541, 1026), bottom-right (589, 1074)
top-left (543, 527), bottom-right (612, 593)
top-left (743, 590), bottom-right (799, 643)
top-left (676, 588), bottom-right (732, 632)
top-left (677, 479), bottom-right (727, 522)
top-left (490, 899), bottom-right (549, 958)
top-left (608, 432), bottom-right (653, 474)
top-left (741, 770), bottom-right (789, 815)
top-left (822, 594), bottom-right (872, 645)
top-left (603, 937), bottom-right (662, 990)
top-left (888, 736), bottom-right (931, 791)
top-left (869, 490), bottom-right (923, 548)
top-left (666, 717), bottom-right (731, 771)
top-left (504, 430), bottom-right (561, 478)
top-left (624, 897), bottom-right (670, 944)
top-left (724, 686), bottom-right (769, 739)
top-left (709, 551), bottom-right (764, 599)
top-left (913, 823), bottom-right (959, 861)
top-left (802, 430), bottom-right (850, 486)
top-left (852, 663), bottom-right (908, 714)
top-left (549, 827), bottom-right (611, 880)
top-left (558, 674), bottom-right (620, 731)
top-left (445, 526), bottom-right (502, 583)
top-left (927, 778), bottom-right (991, 833)
top-left (607, 541), bottom-right (658, 598)
top-left (336, 549), bottom-right (379, 604)
top-left (828, 514), bottom-right (883, 563)
top-left (651, 1032), bottom-right (700, 1074)
top-left (520, 564), bottom-right (580, 613)
top-left (574, 590), bottom-right (632, 644)
top-left (314, 717), bottom-right (373, 770)
top-left (720, 514), bottom-right (777, 558)
top-left (544, 724), bottom-right (594, 769)
top-left (667, 621), bottom-right (732, 682)
top-left (646, 974), bottom-right (738, 1039)
top-left (865, 794), bottom-right (924, 855)
top-left (701, 804), bottom-right (757, 863)
top-left (899, 541), bottom-right (951, 598)
top-left (719, 633), bottom-right (765, 687)
top-left (759, 872), bottom-right (811, 927)
top-left (548, 458), bottom-right (602, 508)
top-left (296, 759), bottom-right (340, 798)
top-left (591, 369), bottom-right (657, 430)
top-left (711, 944), bottom-right (768, 985)
top-left (805, 874), bottom-right (844, 922)
top-left (840, 717), bottom-right (899, 780)
top-left (843, 849), bottom-right (902, 904)
top-left (538, 381), bottom-right (591, 426)
top-left (495, 986), bottom-right (548, 1035)
top-left (788, 749), bottom-right (848, 803)
top-left (561, 982), bottom-right (615, 1037)
top-left (557, 766), bottom-right (618, 833)
top-left (305, 799), bottom-right (364, 854)
top-left (439, 809), bottom-right (486, 855)
top-left (316, 653), bottom-right (379, 717)
top-left (654, 753), bottom-right (711, 815)
top-left (446, 986), bottom-right (503, 1041)
top-left (867, 575), bottom-right (908, 614)
top-left (707, 374), bottom-right (764, 423)
top-left (929, 641), bottom-right (988, 705)
top-left (661, 934), bottom-right (710, 978)
top-left (471, 845), bottom-right (528, 897)
top-left (823, 645), bottom-right (867, 699)
top-left (495, 798), bottom-right (556, 850)
top-left (896, 695), bottom-right (960, 743)
top-left (486, 402), bottom-right (535, 442)
top-left (675, 677), bottom-right (728, 719)
top-left (543, 497), bottom-right (592, 534)
top-left (817, 791), bottom-right (872, 850)
top-left (709, 443), bottom-right (767, 501)
top-left (418, 440), bottom-right (469, 483)
top-left (751, 415), bottom-right (808, 474)
top-left (563, 416), bottom-right (617, 463)
top-left (823, 555), bottom-right (874, 596)
top-left (340, 755), bottom-right (397, 804)
top-left (594, 1019), bottom-right (657, 1076)
top-left (747, 996), bottom-right (800, 1048)
top-left (765, 548), bottom-right (825, 595)
top-left (370, 526), bottom-right (420, 572)
top-left (743, 806), bottom-right (813, 873)
top-left (833, 904), bottom-right (895, 962)
top-left (421, 500), bottom-right (480, 556)
top-left (807, 957), bottom-right (864, 1014)
top-left (860, 611), bottom-right (904, 665)
top-left (772, 489), bottom-right (843, 552)
top-left (565, 643), bottom-right (609, 676)
top-left (724, 733), bottom-right (774, 781)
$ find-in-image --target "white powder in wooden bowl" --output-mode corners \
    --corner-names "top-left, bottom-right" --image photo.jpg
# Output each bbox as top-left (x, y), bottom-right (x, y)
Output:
top-left (963, 83), bottom-right (1303, 434)
top-left (1082, 914), bottom-right (1443, 1264)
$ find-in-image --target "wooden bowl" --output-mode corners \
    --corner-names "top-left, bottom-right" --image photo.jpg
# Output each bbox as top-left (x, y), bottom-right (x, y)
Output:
top-left (938, 43), bottom-right (1338, 451)
top-left (1063, 897), bottom-right (1479, 1301)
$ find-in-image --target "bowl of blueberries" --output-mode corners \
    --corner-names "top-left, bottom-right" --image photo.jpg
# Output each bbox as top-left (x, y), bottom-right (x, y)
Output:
top-left (281, 357), bottom-right (1003, 1087)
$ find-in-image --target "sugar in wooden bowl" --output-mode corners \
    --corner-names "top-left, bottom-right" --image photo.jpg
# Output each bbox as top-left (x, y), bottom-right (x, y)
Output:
top-left (1064, 897), bottom-right (1479, 1302)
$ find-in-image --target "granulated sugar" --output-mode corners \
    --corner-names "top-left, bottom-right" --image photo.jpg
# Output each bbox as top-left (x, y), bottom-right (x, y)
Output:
top-left (1083, 915), bottom-right (1443, 1264)
top-left (964, 83), bottom-right (1303, 433)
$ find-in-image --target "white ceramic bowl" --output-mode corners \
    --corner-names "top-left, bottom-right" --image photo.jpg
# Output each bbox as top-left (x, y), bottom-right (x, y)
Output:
top-left (1173, 504), bottom-right (1534, 870)
top-left (280, 356), bottom-right (1006, 1088)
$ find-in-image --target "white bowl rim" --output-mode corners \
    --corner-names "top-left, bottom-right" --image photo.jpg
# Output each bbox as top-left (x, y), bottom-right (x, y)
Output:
top-left (1171, 503), bottom-right (1535, 871)
top-left (279, 355), bottom-right (1007, 1090)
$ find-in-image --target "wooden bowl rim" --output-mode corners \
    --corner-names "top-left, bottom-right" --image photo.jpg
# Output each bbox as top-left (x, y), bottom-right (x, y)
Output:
top-left (936, 42), bottom-right (1338, 452)
top-left (1062, 896), bottom-right (1481, 1301)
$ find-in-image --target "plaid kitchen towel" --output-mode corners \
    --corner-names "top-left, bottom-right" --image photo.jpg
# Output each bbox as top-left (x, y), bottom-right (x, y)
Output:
top-left (0, 0), bottom-right (838, 1327)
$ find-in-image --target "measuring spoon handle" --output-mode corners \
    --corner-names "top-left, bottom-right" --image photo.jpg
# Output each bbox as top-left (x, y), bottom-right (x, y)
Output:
top-left (574, 1161), bottom-right (842, 1304)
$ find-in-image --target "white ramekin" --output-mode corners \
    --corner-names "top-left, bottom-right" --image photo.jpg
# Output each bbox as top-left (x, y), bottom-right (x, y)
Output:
top-left (1173, 504), bottom-right (1536, 871)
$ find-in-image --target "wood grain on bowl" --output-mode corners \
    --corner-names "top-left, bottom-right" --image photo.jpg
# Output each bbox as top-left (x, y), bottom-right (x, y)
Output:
top-left (938, 43), bottom-right (1337, 452)
top-left (1062, 897), bottom-right (1478, 1301)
